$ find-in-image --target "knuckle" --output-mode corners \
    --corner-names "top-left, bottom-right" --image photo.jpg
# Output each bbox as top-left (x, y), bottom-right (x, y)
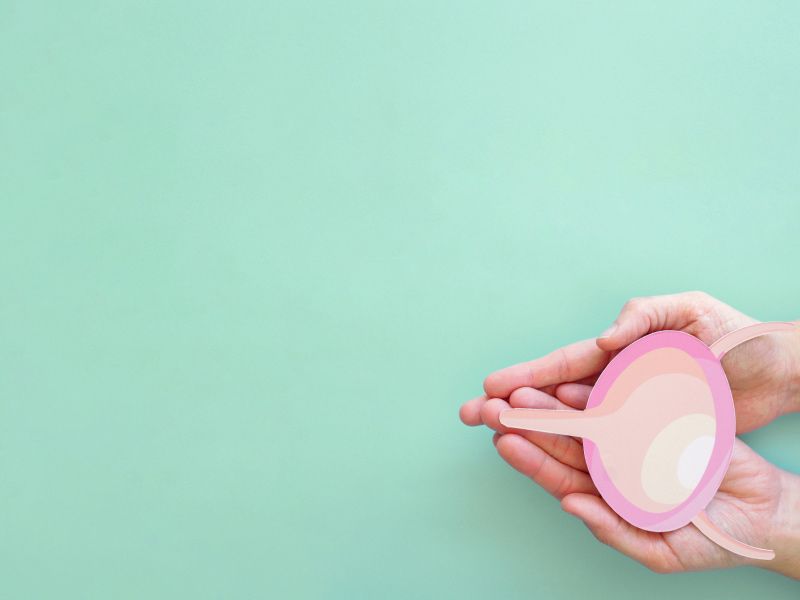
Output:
top-left (591, 528), bottom-right (611, 547)
top-left (551, 347), bottom-right (570, 381)
top-left (478, 399), bottom-right (493, 421)
top-left (624, 297), bottom-right (645, 311)
top-left (528, 452), bottom-right (550, 483)
top-left (646, 561), bottom-right (672, 575)
top-left (686, 290), bottom-right (710, 302)
top-left (552, 470), bottom-right (573, 499)
top-left (554, 433), bottom-right (576, 462)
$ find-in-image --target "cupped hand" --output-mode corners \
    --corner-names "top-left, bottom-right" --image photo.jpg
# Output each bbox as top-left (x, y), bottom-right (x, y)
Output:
top-left (472, 386), bottom-right (799, 576)
top-left (460, 291), bottom-right (800, 434)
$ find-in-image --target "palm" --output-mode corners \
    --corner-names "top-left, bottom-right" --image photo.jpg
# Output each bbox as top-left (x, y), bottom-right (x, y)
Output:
top-left (580, 439), bottom-right (783, 573)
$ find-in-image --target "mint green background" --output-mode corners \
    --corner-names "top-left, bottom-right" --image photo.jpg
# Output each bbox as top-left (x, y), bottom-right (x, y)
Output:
top-left (2, 1), bottom-right (799, 598)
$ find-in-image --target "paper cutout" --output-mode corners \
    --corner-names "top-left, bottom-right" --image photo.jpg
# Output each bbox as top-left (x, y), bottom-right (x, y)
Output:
top-left (499, 322), bottom-right (799, 560)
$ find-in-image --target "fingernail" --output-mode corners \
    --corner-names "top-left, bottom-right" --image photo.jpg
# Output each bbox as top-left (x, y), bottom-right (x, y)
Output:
top-left (599, 324), bottom-right (617, 339)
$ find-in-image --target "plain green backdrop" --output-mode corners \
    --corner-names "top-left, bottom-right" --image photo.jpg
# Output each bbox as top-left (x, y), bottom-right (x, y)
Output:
top-left (2, 1), bottom-right (800, 598)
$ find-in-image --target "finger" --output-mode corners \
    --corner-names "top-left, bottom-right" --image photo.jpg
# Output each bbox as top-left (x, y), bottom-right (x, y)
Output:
top-left (459, 395), bottom-right (488, 426)
top-left (508, 387), bottom-right (587, 470)
top-left (561, 493), bottom-right (675, 572)
top-left (509, 386), bottom-right (570, 410)
top-left (575, 374), bottom-right (599, 386)
top-left (596, 292), bottom-right (709, 352)
top-left (480, 398), bottom-right (513, 434)
top-left (496, 434), bottom-right (596, 499)
top-left (539, 384), bottom-right (558, 397)
top-left (554, 383), bottom-right (592, 409)
top-left (483, 338), bottom-right (610, 399)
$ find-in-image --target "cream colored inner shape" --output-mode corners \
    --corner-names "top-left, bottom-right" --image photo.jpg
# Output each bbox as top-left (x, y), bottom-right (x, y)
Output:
top-left (641, 414), bottom-right (716, 505)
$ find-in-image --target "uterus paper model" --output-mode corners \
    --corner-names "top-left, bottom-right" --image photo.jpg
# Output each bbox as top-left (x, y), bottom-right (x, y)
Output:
top-left (499, 322), bottom-right (799, 560)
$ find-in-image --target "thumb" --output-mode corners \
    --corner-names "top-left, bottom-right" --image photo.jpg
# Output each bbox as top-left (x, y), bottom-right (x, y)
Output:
top-left (596, 292), bottom-right (708, 352)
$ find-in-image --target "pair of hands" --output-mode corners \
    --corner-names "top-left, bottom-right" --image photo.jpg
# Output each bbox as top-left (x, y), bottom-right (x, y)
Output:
top-left (460, 292), bottom-right (800, 577)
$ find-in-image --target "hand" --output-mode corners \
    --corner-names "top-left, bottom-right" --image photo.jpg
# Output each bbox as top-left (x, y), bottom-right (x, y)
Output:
top-left (460, 291), bottom-right (800, 434)
top-left (473, 387), bottom-right (800, 577)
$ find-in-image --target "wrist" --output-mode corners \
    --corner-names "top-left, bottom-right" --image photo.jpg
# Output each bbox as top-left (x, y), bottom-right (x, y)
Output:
top-left (776, 321), bottom-right (800, 415)
top-left (763, 470), bottom-right (800, 579)
top-left (781, 325), bottom-right (800, 415)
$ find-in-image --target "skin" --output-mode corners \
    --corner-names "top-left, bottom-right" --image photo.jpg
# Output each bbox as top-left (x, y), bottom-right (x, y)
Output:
top-left (460, 292), bottom-right (800, 577)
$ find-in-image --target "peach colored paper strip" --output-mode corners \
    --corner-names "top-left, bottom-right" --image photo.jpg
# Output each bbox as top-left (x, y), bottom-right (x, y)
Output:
top-left (498, 408), bottom-right (606, 441)
top-left (691, 511), bottom-right (774, 560)
top-left (709, 322), bottom-right (798, 359)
